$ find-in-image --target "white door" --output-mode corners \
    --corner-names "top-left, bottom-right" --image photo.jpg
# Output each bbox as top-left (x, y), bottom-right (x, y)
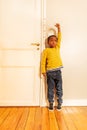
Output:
top-left (0, 0), bottom-right (41, 106)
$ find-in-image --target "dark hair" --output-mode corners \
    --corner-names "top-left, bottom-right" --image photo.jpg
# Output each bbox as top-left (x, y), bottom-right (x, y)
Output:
top-left (47, 35), bottom-right (58, 43)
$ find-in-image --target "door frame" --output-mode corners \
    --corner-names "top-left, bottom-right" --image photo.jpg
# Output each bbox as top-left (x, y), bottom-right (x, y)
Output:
top-left (40, 0), bottom-right (47, 106)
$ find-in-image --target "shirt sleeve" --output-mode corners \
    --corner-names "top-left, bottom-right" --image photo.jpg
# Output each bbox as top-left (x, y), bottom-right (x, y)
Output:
top-left (41, 49), bottom-right (47, 73)
top-left (56, 32), bottom-right (61, 48)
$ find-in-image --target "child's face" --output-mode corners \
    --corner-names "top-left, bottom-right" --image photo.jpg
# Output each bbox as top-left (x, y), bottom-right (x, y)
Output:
top-left (48, 36), bottom-right (57, 48)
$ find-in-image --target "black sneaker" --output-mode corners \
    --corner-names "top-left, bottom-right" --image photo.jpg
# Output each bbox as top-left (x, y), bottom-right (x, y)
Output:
top-left (57, 103), bottom-right (62, 111)
top-left (49, 102), bottom-right (53, 111)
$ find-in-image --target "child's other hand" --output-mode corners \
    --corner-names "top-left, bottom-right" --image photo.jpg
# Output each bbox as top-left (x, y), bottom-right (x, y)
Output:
top-left (42, 73), bottom-right (46, 77)
top-left (55, 23), bottom-right (60, 28)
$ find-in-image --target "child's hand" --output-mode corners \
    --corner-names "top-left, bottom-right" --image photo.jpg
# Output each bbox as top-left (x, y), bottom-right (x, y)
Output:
top-left (55, 23), bottom-right (60, 28)
top-left (42, 73), bottom-right (46, 77)
top-left (55, 23), bottom-right (61, 32)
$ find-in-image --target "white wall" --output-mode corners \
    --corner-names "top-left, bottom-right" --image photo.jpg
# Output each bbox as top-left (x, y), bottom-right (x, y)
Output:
top-left (46, 0), bottom-right (87, 104)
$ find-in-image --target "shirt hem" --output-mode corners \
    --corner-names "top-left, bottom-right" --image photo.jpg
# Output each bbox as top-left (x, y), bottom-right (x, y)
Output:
top-left (46, 66), bottom-right (63, 72)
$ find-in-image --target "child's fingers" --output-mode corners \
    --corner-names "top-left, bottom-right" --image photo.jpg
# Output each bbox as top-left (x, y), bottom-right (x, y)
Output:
top-left (55, 23), bottom-right (60, 27)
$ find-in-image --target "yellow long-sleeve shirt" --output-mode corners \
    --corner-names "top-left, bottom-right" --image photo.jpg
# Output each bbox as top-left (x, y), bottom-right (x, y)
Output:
top-left (41, 32), bottom-right (63, 73)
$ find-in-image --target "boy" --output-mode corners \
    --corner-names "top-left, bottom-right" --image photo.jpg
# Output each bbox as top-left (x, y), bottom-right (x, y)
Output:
top-left (41, 23), bottom-right (63, 110)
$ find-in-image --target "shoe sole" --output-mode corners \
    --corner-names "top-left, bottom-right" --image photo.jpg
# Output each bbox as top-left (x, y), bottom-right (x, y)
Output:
top-left (48, 109), bottom-right (54, 111)
top-left (57, 108), bottom-right (62, 111)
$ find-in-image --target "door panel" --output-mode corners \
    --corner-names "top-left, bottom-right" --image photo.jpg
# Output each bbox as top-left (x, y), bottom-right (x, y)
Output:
top-left (0, 0), bottom-right (41, 106)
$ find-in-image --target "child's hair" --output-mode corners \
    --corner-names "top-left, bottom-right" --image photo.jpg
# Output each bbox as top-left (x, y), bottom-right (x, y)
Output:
top-left (47, 35), bottom-right (58, 43)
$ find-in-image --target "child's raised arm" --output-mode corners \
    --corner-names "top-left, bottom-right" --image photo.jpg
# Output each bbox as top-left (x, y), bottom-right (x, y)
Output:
top-left (55, 23), bottom-right (61, 48)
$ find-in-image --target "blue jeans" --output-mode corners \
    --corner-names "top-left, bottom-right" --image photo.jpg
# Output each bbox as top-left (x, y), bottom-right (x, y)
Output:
top-left (47, 70), bottom-right (63, 104)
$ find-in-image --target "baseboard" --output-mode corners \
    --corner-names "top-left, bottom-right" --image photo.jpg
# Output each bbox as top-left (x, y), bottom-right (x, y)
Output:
top-left (40, 99), bottom-right (87, 106)
top-left (0, 99), bottom-right (87, 106)
top-left (63, 99), bottom-right (87, 106)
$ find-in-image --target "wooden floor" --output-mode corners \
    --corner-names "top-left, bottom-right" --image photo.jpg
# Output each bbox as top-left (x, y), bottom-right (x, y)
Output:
top-left (0, 106), bottom-right (87, 130)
